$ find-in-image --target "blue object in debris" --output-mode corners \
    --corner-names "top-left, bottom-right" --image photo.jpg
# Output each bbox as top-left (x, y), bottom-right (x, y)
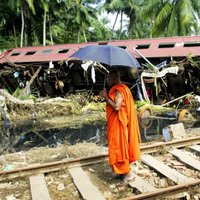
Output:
top-left (165, 112), bottom-right (176, 118)
top-left (136, 83), bottom-right (143, 101)
top-left (14, 71), bottom-right (19, 78)
top-left (162, 126), bottom-right (171, 142)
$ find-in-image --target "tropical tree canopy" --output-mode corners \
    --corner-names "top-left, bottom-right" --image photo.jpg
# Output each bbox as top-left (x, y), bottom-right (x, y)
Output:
top-left (0, 0), bottom-right (199, 51)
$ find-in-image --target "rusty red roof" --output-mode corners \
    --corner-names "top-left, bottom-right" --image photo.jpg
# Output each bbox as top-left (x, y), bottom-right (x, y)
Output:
top-left (1, 36), bottom-right (200, 64)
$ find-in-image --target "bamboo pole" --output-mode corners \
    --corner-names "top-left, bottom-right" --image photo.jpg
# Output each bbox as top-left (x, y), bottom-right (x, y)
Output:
top-left (18, 66), bottom-right (42, 98)
top-left (162, 92), bottom-right (193, 107)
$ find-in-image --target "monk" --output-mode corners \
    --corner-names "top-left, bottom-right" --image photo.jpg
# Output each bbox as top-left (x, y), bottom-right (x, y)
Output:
top-left (100, 69), bottom-right (140, 183)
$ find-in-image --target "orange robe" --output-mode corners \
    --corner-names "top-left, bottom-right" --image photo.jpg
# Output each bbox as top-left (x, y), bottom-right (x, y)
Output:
top-left (106, 83), bottom-right (141, 174)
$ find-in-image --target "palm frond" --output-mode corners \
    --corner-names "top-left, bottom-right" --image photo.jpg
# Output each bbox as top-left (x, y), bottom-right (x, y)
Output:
top-left (167, 7), bottom-right (178, 36)
top-left (151, 2), bottom-right (172, 36)
top-left (179, 0), bottom-right (194, 26)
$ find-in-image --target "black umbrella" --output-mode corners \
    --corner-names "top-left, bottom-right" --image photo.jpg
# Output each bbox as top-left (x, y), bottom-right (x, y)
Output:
top-left (69, 44), bottom-right (141, 68)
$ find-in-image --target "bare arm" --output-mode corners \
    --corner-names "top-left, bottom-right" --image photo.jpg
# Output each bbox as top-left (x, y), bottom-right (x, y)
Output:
top-left (100, 88), bottom-right (123, 111)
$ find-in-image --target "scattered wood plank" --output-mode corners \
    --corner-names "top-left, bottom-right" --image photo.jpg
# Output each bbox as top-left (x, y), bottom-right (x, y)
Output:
top-left (141, 154), bottom-right (193, 184)
top-left (69, 166), bottom-right (105, 200)
top-left (29, 174), bottom-right (51, 200)
top-left (169, 148), bottom-right (200, 171)
top-left (189, 145), bottom-right (200, 155)
top-left (128, 173), bottom-right (155, 193)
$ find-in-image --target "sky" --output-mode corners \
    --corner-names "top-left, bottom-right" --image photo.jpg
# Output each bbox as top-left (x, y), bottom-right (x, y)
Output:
top-left (92, 1), bottom-right (128, 30)
top-left (100, 11), bottom-right (128, 30)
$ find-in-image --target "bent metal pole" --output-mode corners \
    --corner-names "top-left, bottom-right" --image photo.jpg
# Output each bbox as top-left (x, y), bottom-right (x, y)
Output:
top-left (133, 47), bottom-right (158, 72)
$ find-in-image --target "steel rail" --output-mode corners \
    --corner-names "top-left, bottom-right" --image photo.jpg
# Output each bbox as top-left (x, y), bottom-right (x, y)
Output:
top-left (120, 179), bottom-right (200, 200)
top-left (0, 153), bottom-right (109, 181)
top-left (140, 135), bottom-right (200, 154)
top-left (0, 136), bottom-right (200, 181)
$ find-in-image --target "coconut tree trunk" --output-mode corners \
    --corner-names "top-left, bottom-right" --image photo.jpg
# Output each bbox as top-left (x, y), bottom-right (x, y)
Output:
top-left (43, 10), bottom-right (47, 46)
top-left (82, 29), bottom-right (87, 43)
top-left (118, 11), bottom-right (123, 39)
top-left (109, 10), bottom-right (119, 41)
top-left (20, 8), bottom-right (24, 47)
top-left (49, 15), bottom-right (54, 45)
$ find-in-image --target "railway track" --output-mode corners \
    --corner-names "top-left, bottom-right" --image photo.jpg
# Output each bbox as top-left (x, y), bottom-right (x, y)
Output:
top-left (0, 136), bottom-right (200, 200)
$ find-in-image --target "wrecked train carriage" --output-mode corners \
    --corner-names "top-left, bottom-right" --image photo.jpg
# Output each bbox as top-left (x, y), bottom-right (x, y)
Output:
top-left (0, 44), bottom-right (91, 97)
top-left (0, 36), bottom-right (200, 102)
top-left (0, 43), bottom-right (139, 97)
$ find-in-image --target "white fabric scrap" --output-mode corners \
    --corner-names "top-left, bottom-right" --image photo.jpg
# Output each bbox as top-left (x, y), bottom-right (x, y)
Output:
top-left (81, 60), bottom-right (93, 71)
top-left (91, 66), bottom-right (96, 83)
top-left (195, 95), bottom-right (200, 103)
top-left (141, 66), bottom-right (179, 102)
top-left (141, 66), bottom-right (179, 79)
top-left (49, 61), bottom-right (54, 68)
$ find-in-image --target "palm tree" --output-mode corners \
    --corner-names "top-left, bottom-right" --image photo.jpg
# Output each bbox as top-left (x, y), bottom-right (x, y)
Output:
top-left (103, 0), bottom-right (146, 39)
top-left (143, 0), bottom-right (200, 37)
top-left (66, 0), bottom-right (98, 43)
top-left (122, 0), bottom-right (147, 38)
top-left (13, 0), bottom-right (36, 47)
top-left (40, 0), bottom-right (49, 46)
top-left (0, 0), bottom-right (20, 47)
top-left (0, 0), bottom-right (36, 47)
top-left (103, 0), bottom-right (123, 39)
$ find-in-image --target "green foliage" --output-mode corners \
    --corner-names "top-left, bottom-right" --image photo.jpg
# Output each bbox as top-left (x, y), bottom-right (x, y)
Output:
top-left (12, 87), bottom-right (21, 98)
top-left (0, 0), bottom-right (200, 49)
top-left (88, 19), bottom-right (112, 41)
top-left (144, 0), bottom-right (200, 37)
top-left (13, 87), bottom-right (37, 101)
top-left (0, 36), bottom-right (18, 52)
top-left (135, 100), bottom-right (148, 108)
top-left (187, 53), bottom-right (200, 69)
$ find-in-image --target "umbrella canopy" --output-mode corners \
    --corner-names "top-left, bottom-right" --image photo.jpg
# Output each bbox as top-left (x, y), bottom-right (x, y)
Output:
top-left (70, 44), bottom-right (141, 68)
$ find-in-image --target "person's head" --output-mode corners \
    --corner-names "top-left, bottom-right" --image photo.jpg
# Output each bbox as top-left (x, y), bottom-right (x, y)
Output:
top-left (107, 69), bottom-right (121, 87)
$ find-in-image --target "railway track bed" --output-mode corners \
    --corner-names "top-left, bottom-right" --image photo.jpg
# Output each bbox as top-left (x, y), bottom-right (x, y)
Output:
top-left (0, 136), bottom-right (200, 200)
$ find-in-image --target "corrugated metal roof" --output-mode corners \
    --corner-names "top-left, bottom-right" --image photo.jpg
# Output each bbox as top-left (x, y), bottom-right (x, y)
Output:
top-left (1, 36), bottom-right (200, 64)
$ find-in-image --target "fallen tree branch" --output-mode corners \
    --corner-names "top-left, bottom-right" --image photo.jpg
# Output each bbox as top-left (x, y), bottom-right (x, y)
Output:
top-left (0, 89), bottom-right (34, 104)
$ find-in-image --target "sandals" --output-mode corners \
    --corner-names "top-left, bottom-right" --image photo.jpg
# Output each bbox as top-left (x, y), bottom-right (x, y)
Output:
top-left (123, 171), bottom-right (135, 182)
top-left (116, 172), bottom-right (135, 187)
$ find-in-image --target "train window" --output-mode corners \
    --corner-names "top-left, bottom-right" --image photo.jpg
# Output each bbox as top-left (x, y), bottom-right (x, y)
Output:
top-left (11, 52), bottom-right (20, 56)
top-left (158, 43), bottom-right (175, 48)
top-left (184, 42), bottom-right (200, 47)
top-left (25, 51), bottom-right (36, 55)
top-left (135, 44), bottom-right (150, 49)
top-left (117, 46), bottom-right (127, 49)
top-left (58, 49), bottom-right (69, 53)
